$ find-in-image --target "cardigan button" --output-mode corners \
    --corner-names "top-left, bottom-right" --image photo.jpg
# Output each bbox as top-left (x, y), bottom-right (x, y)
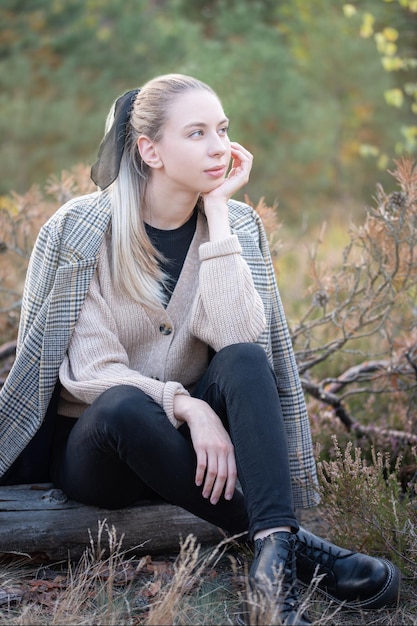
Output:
top-left (159, 323), bottom-right (172, 335)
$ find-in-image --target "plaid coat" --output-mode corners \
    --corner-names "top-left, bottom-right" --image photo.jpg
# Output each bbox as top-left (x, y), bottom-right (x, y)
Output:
top-left (0, 191), bottom-right (319, 508)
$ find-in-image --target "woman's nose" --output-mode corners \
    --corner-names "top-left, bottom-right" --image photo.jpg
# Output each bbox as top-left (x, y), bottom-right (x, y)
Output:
top-left (208, 134), bottom-right (227, 156)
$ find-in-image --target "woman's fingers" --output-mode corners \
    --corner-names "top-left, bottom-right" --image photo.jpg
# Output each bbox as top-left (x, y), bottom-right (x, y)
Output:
top-left (200, 443), bottom-right (236, 505)
top-left (230, 141), bottom-right (252, 159)
top-left (229, 142), bottom-right (253, 174)
top-left (209, 450), bottom-right (237, 504)
top-left (194, 448), bottom-right (207, 488)
top-left (202, 453), bottom-right (219, 502)
top-left (206, 454), bottom-right (226, 505)
top-left (223, 143), bottom-right (253, 190)
top-left (225, 450), bottom-right (237, 500)
top-left (195, 441), bottom-right (235, 504)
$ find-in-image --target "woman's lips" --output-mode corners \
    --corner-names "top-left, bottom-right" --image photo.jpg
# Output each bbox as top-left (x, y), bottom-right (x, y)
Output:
top-left (205, 165), bottom-right (226, 178)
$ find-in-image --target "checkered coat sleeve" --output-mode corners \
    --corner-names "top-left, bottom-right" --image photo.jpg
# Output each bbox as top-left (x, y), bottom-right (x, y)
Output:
top-left (0, 193), bottom-right (319, 508)
top-left (0, 191), bottom-right (112, 479)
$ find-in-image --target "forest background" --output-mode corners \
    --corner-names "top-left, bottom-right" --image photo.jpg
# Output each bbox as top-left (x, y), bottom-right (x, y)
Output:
top-left (0, 1), bottom-right (417, 624)
top-left (1, 0), bottom-right (416, 219)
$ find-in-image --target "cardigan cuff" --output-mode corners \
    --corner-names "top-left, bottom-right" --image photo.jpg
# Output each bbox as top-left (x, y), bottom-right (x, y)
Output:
top-left (163, 382), bottom-right (190, 428)
top-left (198, 235), bottom-right (242, 261)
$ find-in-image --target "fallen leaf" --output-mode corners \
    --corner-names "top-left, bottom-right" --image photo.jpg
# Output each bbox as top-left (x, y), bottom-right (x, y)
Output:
top-left (145, 559), bottom-right (174, 576)
top-left (144, 580), bottom-right (162, 597)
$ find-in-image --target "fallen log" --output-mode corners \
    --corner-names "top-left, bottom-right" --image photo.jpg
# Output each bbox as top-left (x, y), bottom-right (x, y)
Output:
top-left (0, 483), bottom-right (225, 562)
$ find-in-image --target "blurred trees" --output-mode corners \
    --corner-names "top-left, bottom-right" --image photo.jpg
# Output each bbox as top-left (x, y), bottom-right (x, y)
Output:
top-left (1, 0), bottom-right (416, 223)
top-left (0, 0), bottom-right (198, 192)
top-left (345, 0), bottom-right (417, 171)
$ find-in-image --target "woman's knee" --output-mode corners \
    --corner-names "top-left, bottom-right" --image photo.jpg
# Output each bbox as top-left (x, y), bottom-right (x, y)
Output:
top-left (212, 343), bottom-right (275, 387)
top-left (83, 385), bottom-right (156, 429)
top-left (215, 342), bottom-right (269, 370)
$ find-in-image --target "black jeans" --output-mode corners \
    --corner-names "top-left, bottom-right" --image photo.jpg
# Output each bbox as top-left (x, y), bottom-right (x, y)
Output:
top-left (51, 343), bottom-right (298, 539)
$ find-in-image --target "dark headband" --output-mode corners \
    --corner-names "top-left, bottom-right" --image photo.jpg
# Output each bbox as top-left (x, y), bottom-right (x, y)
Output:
top-left (91, 88), bottom-right (140, 190)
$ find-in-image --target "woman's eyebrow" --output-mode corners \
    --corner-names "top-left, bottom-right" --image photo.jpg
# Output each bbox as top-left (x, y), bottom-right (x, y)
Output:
top-left (183, 117), bottom-right (229, 129)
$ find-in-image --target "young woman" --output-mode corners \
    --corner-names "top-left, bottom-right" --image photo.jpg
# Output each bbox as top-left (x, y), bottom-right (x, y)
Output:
top-left (0, 74), bottom-right (399, 624)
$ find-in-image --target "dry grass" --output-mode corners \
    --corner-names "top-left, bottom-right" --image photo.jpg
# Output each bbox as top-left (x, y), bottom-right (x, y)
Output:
top-left (0, 470), bottom-right (417, 626)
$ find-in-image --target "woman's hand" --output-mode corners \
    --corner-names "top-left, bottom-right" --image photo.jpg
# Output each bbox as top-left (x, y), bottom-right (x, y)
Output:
top-left (202, 142), bottom-right (253, 206)
top-left (202, 142), bottom-right (253, 241)
top-left (173, 395), bottom-right (237, 504)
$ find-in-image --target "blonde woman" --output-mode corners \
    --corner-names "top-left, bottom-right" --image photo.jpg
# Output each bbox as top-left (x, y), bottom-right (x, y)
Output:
top-left (0, 75), bottom-right (400, 624)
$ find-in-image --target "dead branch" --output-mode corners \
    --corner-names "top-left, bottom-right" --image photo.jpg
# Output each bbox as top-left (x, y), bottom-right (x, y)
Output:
top-left (301, 375), bottom-right (417, 446)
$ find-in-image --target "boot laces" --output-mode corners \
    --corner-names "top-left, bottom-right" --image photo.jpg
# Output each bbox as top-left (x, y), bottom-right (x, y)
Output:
top-left (300, 537), bottom-right (342, 574)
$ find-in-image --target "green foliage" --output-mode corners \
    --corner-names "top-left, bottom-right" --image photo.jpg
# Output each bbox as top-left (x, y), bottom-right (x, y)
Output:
top-left (1, 0), bottom-right (416, 224)
top-left (344, 0), bottom-right (417, 166)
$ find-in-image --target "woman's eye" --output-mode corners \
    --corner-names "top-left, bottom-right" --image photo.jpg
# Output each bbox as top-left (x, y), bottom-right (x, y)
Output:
top-left (190, 129), bottom-right (203, 137)
top-left (219, 126), bottom-right (229, 136)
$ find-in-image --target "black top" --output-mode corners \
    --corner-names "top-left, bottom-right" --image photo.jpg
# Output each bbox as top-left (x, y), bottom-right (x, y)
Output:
top-left (145, 208), bottom-right (198, 303)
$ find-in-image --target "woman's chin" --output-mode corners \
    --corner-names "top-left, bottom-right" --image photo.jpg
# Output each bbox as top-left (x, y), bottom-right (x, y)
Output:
top-left (200, 180), bottom-right (227, 195)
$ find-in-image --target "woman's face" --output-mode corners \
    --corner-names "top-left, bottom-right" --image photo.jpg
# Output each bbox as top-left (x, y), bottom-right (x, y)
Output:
top-left (151, 89), bottom-right (231, 195)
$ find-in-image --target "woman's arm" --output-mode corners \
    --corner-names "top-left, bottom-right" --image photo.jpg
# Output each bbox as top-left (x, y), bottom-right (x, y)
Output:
top-left (190, 236), bottom-right (266, 350)
top-left (190, 142), bottom-right (266, 350)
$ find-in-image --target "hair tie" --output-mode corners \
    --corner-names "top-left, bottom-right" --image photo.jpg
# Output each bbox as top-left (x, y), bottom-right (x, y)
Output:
top-left (91, 88), bottom-right (140, 190)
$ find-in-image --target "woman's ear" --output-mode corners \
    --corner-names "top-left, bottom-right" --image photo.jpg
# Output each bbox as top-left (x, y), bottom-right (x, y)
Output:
top-left (137, 136), bottom-right (163, 169)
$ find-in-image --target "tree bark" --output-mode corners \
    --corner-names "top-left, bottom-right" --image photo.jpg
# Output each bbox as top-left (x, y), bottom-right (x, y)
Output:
top-left (0, 483), bottom-right (225, 562)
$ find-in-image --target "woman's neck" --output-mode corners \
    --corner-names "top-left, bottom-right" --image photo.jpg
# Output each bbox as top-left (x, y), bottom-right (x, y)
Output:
top-left (143, 178), bottom-right (199, 230)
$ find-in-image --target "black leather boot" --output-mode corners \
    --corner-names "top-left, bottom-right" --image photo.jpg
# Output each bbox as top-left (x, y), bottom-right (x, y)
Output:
top-left (239, 531), bottom-right (312, 625)
top-left (295, 527), bottom-right (401, 609)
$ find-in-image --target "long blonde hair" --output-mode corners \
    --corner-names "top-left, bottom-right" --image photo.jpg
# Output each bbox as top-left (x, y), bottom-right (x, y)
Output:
top-left (107, 74), bottom-right (215, 309)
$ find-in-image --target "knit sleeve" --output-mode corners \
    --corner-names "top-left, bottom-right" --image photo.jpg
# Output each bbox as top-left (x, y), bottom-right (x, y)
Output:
top-left (58, 271), bottom-right (188, 428)
top-left (190, 234), bottom-right (266, 351)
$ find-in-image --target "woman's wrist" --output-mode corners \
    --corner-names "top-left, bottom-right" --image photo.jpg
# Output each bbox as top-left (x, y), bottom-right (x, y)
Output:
top-left (173, 393), bottom-right (193, 424)
top-left (203, 200), bottom-right (231, 241)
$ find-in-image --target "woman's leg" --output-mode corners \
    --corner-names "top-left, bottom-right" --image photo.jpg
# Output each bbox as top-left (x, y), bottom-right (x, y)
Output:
top-left (192, 342), bottom-right (298, 540)
top-left (192, 344), bottom-right (310, 625)
top-left (50, 385), bottom-right (249, 535)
